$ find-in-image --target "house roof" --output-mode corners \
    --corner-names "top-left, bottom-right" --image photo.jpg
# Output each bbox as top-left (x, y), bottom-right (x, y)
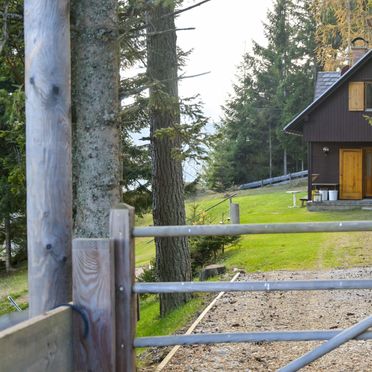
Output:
top-left (314, 71), bottom-right (341, 100)
top-left (284, 49), bottom-right (372, 136)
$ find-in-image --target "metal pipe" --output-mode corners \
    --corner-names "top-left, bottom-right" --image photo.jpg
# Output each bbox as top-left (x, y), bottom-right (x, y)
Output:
top-left (133, 279), bottom-right (372, 294)
top-left (134, 329), bottom-right (372, 348)
top-left (133, 221), bottom-right (372, 237)
top-left (279, 316), bottom-right (372, 372)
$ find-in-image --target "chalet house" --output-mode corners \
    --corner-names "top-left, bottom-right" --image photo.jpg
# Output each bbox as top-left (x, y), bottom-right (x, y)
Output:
top-left (284, 39), bottom-right (372, 201)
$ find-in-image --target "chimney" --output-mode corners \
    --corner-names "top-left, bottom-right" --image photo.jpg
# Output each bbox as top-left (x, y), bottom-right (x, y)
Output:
top-left (351, 37), bottom-right (369, 65)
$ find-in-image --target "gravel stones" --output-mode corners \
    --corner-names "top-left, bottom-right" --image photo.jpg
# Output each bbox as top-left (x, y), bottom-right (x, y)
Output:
top-left (143, 268), bottom-right (372, 371)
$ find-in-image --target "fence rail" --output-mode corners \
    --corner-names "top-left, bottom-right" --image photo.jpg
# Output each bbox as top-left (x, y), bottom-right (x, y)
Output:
top-left (239, 170), bottom-right (308, 190)
top-left (134, 329), bottom-right (372, 348)
top-left (134, 279), bottom-right (372, 294)
top-left (71, 204), bottom-right (372, 371)
top-left (133, 221), bottom-right (372, 237)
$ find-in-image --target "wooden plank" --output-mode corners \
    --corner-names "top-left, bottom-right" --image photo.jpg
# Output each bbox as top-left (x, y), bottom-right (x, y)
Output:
top-left (0, 306), bottom-right (73, 372)
top-left (340, 149), bottom-right (363, 199)
top-left (348, 82), bottom-right (364, 111)
top-left (364, 148), bottom-right (372, 196)
top-left (110, 205), bottom-right (137, 372)
top-left (72, 239), bottom-right (116, 372)
top-left (25, 0), bottom-right (72, 316)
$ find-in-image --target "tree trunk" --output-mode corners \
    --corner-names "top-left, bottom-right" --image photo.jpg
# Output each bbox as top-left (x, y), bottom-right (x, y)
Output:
top-left (25, 0), bottom-right (72, 316)
top-left (147, 3), bottom-right (192, 317)
top-left (71, 0), bottom-right (121, 238)
top-left (4, 215), bottom-right (11, 272)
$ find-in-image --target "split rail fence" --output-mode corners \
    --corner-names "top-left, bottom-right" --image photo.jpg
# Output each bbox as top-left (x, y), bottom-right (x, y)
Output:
top-left (1, 203), bottom-right (372, 371)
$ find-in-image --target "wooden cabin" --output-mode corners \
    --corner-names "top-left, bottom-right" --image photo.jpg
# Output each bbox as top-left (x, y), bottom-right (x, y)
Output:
top-left (284, 40), bottom-right (372, 201)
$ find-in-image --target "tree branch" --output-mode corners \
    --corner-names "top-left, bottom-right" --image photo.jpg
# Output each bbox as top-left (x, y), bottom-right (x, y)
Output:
top-left (147, 27), bottom-right (195, 37)
top-left (126, 0), bottom-right (213, 34)
top-left (120, 72), bottom-right (211, 100)
top-left (178, 71), bottom-right (211, 80)
top-left (161, 0), bottom-right (213, 19)
top-left (0, 11), bottom-right (22, 20)
top-left (0, 3), bottom-right (9, 55)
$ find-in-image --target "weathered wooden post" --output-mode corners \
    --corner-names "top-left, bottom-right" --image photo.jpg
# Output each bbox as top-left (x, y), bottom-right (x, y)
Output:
top-left (73, 239), bottom-right (116, 371)
top-left (229, 197), bottom-right (240, 224)
top-left (230, 203), bottom-right (240, 224)
top-left (110, 204), bottom-right (137, 371)
top-left (24, 1), bottom-right (72, 316)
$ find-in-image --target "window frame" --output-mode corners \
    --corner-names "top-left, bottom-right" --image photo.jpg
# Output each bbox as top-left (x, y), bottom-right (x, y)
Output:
top-left (365, 81), bottom-right (372, 112)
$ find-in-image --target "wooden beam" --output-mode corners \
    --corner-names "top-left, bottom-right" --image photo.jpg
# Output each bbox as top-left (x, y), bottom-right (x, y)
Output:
top-left (110, 205), bottom-right (137, 372)
top-left (0, 306), bottom-right (73, 371)
top-left (72, 238), bottom-right (116, 371)
top-left (24, 0), bottom-right (72, 317)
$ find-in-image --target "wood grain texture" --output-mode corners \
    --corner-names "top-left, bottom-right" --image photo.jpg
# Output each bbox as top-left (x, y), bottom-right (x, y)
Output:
top-left (24, 0), bottom-right (72, 317)
top-left (302, 61), bottom-right (372, 142)
top-left (72, 239), bottom-right (116, 372)
top-left (364, 148), bottom-right (372, 196)
top-left (0, 306), bottom-right (73, 372)
top-left (340, 148), bottom-right (363, 199)
top-left (110, 205), bottom-right (137, 372)
top-left (348, 82), bottom-right (364, 111)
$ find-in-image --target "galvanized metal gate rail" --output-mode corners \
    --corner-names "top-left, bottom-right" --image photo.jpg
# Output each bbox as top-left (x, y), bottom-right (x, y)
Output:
top-left (72, 207), bottom-right (372, 371)
top-left (132, 220), bottom-right (372, 371)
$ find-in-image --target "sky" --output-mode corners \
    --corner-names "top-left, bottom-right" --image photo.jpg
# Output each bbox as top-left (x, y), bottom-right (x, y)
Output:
top-left (177, 0), bottom-right (274, 123)
top-left (175, 0), bottom-right (274, 179)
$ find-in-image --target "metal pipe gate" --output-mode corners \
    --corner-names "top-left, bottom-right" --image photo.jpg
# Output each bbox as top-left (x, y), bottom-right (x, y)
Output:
top-left (72, 204), bottom-right (372, 371)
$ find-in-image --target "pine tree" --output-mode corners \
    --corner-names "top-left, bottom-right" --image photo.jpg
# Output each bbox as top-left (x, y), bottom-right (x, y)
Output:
top-left (0, 0), bottom-right (26, 271)
top-left (146, 0), bottom-right (192, 316)
top-left (206, 0), bottom-right (316, 189)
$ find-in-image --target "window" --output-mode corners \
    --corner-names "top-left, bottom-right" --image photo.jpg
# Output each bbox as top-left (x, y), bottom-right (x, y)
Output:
top-left (365, 82), bottom-right (372, 111)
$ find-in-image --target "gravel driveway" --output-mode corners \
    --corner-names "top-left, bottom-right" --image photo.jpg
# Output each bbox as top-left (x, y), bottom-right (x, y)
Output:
top-left (145, 268), bottom-right (372, 371)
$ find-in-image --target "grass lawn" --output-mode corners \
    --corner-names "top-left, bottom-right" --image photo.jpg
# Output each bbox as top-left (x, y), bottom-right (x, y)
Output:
top-left (135, 180), bottom-right (372, 271)
top-left (2, 180), bottom-right (372, 338)
top-left (0, 263), bottom-right (28, 315)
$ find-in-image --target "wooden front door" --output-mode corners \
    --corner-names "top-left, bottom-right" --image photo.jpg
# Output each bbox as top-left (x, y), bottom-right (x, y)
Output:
top-left (364, 148), bottom-right (372, 197)
top-left (339, 149), bottom-right (363, 199)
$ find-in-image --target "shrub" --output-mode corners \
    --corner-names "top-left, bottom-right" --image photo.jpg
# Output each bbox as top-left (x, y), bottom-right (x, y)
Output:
top-left (188, 204), bottom-right (239, 273)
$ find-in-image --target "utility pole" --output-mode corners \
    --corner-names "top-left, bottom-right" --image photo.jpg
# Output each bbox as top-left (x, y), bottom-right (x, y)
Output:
top-left (24, 0), bottom-right (72, 317)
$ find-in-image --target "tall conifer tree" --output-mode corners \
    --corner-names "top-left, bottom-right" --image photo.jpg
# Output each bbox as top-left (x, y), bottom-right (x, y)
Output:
top-left (206, 0), bottom-right (316, 189)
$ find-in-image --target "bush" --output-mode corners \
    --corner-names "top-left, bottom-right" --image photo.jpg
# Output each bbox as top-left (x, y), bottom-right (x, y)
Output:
top-left (137, 258), bottom-right (157, 283)
top-left (188, 204), bottom-right (239, 273)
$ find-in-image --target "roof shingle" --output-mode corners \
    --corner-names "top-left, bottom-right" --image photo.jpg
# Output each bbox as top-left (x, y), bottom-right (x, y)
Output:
top-left (314, 71), bottom-right (341, 100)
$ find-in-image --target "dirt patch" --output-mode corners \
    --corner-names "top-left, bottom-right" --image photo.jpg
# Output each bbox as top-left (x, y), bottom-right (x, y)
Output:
top-left (141, 268), bottom-right (372, 371)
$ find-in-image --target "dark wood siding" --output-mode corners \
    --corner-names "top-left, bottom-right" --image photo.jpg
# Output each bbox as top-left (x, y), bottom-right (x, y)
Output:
top-left (304, 62), bottom-right (372, 142)
top-left (311, 142), bottom-right (372, 184)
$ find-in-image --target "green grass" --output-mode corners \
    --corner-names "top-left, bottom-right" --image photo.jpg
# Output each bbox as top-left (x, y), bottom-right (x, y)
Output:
top-left (2, 180), bottom-right (372, 339)
top-left (135, 181), bottom-right (372, 272)
top-left (137, 294), bottom-right (205, 339)
top-left (0, 263), bottom-right (28, 316)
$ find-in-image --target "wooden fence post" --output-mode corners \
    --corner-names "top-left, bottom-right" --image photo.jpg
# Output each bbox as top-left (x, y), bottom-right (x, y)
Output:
top-left (110, 204), bottom-right (137, 372)
top-left (72, 238), bottom-right (116, 371)
top-left (25, 0), bottom-right (72, 316)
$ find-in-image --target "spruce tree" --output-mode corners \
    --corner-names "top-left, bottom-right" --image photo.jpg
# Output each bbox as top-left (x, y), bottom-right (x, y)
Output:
top-left (206, 0), bottom-right (316, 189)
